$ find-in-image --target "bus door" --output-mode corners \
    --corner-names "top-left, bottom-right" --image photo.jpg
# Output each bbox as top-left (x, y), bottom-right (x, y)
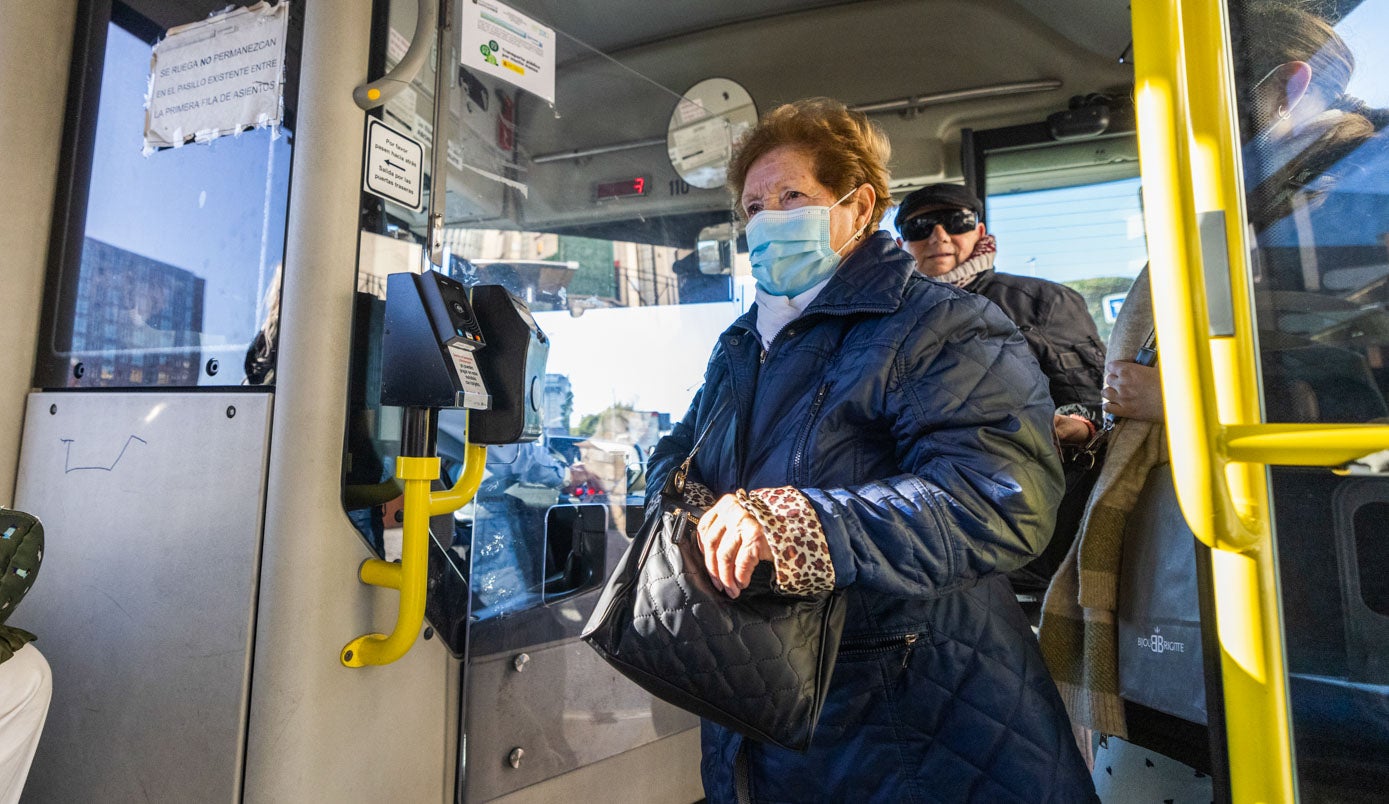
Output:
top-left (340, 0), bottom-right (756, 798)
top-left (1134, 0), bottom-right (1389, 799)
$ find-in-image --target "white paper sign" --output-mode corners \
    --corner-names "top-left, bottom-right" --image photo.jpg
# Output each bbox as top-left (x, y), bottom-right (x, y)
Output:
top-left (145, 2), bottom-right (288, 150)
top-left (414, 115), bottom-right (434, 145)
top-left (460, 0), bottom-right (555, 104)
top-left (363, 118), bottom-right (424, 210)
top-left (668, 117), bottom-right (735, 178)
top-left (447, 344), bottom-right (491, 410)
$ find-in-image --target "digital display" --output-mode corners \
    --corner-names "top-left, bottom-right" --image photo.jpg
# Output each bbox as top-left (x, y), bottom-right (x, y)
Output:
top-left (595, 176), bottom-right (647, 200)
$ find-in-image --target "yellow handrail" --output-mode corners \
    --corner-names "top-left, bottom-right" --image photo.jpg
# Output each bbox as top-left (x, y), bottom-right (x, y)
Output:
top-left (429, 444), bottom-right (487, 516)
top-left (1224, 423), bottom-right (1389, 466)
top-left (1132, 0), bottom-right (1389, 798)
top-left (341, 443), bottom-right (486, 667)
top-left (1133, 2), bottom-right (1298, 801)
top-left (1133, 0), bottom-right (1261, 551)
top-left (1139, 0), bottom-right (1389, 548)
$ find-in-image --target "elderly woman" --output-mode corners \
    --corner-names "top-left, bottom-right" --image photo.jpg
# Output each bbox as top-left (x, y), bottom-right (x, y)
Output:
top-left (645, 97), bottom-right (1093, 801)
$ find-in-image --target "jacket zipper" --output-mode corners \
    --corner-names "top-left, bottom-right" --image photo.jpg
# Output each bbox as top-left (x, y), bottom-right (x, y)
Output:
top-left (837, 632), bottom-right (924, 668)
top-left (790, 382), bottom-right (832, 486)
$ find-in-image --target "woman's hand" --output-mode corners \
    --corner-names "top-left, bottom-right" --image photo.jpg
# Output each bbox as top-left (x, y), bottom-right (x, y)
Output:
top-left (1053, 414), bottom-right (1093, 444)
top-left (697, 493), bottom-right (772, 599)
top-left (1102, 360), bottom-right (1165, 422)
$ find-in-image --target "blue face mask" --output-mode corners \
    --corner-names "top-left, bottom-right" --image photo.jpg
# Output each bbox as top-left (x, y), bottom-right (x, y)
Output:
top-left (745, 188), bottom-right (867, 297)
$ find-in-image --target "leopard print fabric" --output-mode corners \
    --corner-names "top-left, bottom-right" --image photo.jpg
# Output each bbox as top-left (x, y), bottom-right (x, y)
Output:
top-left (738, 487), bottom-right (835, 596)
top-left (677, 480), bottom-right (834, 595)
top-left (679, 479), bottom-right (718, 510)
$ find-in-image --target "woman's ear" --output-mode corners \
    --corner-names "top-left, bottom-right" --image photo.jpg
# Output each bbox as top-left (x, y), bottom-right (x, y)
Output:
top-left (855, 184), bottom-right (876, 229)
top-left (1278, 60), bottom-right (1313, 117)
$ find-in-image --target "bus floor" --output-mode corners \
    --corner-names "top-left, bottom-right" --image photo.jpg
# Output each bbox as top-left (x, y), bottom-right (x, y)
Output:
top-left (1092, 736), bottom-right (1214, 803)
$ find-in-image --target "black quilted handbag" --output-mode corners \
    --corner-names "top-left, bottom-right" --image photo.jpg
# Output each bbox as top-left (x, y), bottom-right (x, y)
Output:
top-left (581, 409), bottom-right (845, 751)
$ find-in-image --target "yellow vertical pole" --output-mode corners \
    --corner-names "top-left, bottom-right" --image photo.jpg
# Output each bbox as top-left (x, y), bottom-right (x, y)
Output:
top-left (1131, 0), bottom-right (1297, 799)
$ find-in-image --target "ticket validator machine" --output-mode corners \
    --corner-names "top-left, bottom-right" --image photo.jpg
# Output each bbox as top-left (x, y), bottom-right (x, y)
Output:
top-left (342, 271), bottom-right (548, 667)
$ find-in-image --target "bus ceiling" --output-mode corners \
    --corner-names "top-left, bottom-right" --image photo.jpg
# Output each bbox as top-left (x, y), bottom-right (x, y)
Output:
top-left (413, 0), bottom-right (1138, 245)
top-left (535, 0), bottom-right (1132, 65)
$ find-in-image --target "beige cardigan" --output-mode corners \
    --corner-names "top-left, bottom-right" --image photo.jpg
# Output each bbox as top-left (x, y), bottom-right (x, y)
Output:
top-left (1037, 266), bottom-right (1166, 738)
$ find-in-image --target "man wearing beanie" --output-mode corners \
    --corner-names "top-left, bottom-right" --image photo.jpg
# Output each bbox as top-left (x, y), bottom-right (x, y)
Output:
top-left (895, 184), bottom-right (1107, 600)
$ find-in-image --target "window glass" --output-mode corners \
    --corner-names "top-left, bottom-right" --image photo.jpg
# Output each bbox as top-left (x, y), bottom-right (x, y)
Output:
top-left (985, 176), bottom-right (1149, 341)
top-left (1227, 1), bottom-right (1389, 798)
top-left (40, 2), bottom-right (298, 388)
top-left (963, 132), bottom-right (1148, 341)
top-left (1229, 0), bottom-right (1389, 425)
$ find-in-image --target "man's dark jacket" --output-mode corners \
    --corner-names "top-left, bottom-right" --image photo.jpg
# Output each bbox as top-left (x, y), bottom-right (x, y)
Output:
top-left (965, 269), bottom-right (1108, 596)
top-left (966, 268), bottom-right (1106, 408)
top-left (647, 233), bottom-right (1094, 802)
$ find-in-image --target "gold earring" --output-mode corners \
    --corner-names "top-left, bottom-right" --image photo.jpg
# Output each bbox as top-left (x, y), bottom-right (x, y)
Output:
top-left (1277, 104), bottom-right (1291, 120)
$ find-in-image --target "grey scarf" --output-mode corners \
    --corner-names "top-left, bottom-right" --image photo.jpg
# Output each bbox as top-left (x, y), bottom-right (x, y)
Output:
top-left (937, 234), bottom-right (997, 287)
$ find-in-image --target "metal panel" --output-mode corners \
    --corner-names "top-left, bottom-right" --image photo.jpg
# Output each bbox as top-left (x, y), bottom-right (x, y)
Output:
top-left (241, 4), bottom-right (457, 801)
top-left (1199, 210), bottom-right (1235, 337)
top-left (463, 640), bottom-right (699, 801)
top-left (491, 729), bottom-right (703, 804)
top-left (13, 392), bottom-right (273, 803)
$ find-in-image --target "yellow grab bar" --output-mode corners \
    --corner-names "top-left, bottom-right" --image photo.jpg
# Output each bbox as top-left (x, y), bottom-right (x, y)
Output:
top-left (341, 444), bottom-right (485, 667)
top-left (1224, 423), bottom-right (1389, 466)
top-left (1133, 0), bottom-right (1261, 551)
top-left (1135, 2), bottom-right (1298, 800)
top-left (1139, 0), bottom-right (1389, 547)
top-left (429, 444), bottom-right (487, 516)
top-left (1138, 0), bottom-right (1389, 548)
top-left (1133, 1), bottom-right (1389, 799)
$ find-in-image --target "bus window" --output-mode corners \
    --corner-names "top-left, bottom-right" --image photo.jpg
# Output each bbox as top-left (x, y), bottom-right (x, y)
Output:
top-left (1232, 0), bottom-right (1389, 426)
top-left (36, 1), bottom-right (300, 389)
top-left (971, 118), bottom-right (1149, 342)
top-left (1227, 0), bottom-right (1389, 797)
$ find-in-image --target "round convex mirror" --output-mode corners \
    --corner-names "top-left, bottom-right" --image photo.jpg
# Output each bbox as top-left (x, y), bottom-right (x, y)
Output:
top-left (666, 78), bottom-right (757, 190)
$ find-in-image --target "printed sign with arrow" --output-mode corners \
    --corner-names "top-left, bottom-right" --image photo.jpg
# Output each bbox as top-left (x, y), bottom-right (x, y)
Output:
top-left (363, 118), bottom-right (424, 210)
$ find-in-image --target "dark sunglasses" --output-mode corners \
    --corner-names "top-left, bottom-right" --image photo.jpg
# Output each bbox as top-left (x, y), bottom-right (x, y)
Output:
top-left (899, 209), bottom-right (979, 241)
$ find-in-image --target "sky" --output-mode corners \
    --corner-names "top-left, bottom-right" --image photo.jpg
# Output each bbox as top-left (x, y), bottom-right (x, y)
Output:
top-left (985, 178), bottom-right (1149, 285)
top-left (1339, 2), bottom-right (1389, 107)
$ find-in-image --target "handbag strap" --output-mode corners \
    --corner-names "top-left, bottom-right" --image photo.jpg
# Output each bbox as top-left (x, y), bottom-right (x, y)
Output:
top-left (671, 397), bottom-right (732, 495)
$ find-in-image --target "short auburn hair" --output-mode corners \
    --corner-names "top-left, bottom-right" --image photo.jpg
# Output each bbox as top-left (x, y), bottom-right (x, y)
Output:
top-left (727, 97), bottom-right (892, 226)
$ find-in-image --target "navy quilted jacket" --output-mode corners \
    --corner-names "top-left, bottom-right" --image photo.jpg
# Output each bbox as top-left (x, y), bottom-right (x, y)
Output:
top-left (647, 232), bottom-right (1095, 802)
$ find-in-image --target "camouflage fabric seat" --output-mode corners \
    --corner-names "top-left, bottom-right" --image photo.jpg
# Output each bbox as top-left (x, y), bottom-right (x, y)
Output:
top-left (0, 509), bottom-right (43, 664)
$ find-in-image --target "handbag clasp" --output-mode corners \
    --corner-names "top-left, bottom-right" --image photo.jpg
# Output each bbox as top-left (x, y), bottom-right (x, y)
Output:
top-left (672, 459), bottom-right (691, 494)
top-left (667, 507), bottom-right (701, 544)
